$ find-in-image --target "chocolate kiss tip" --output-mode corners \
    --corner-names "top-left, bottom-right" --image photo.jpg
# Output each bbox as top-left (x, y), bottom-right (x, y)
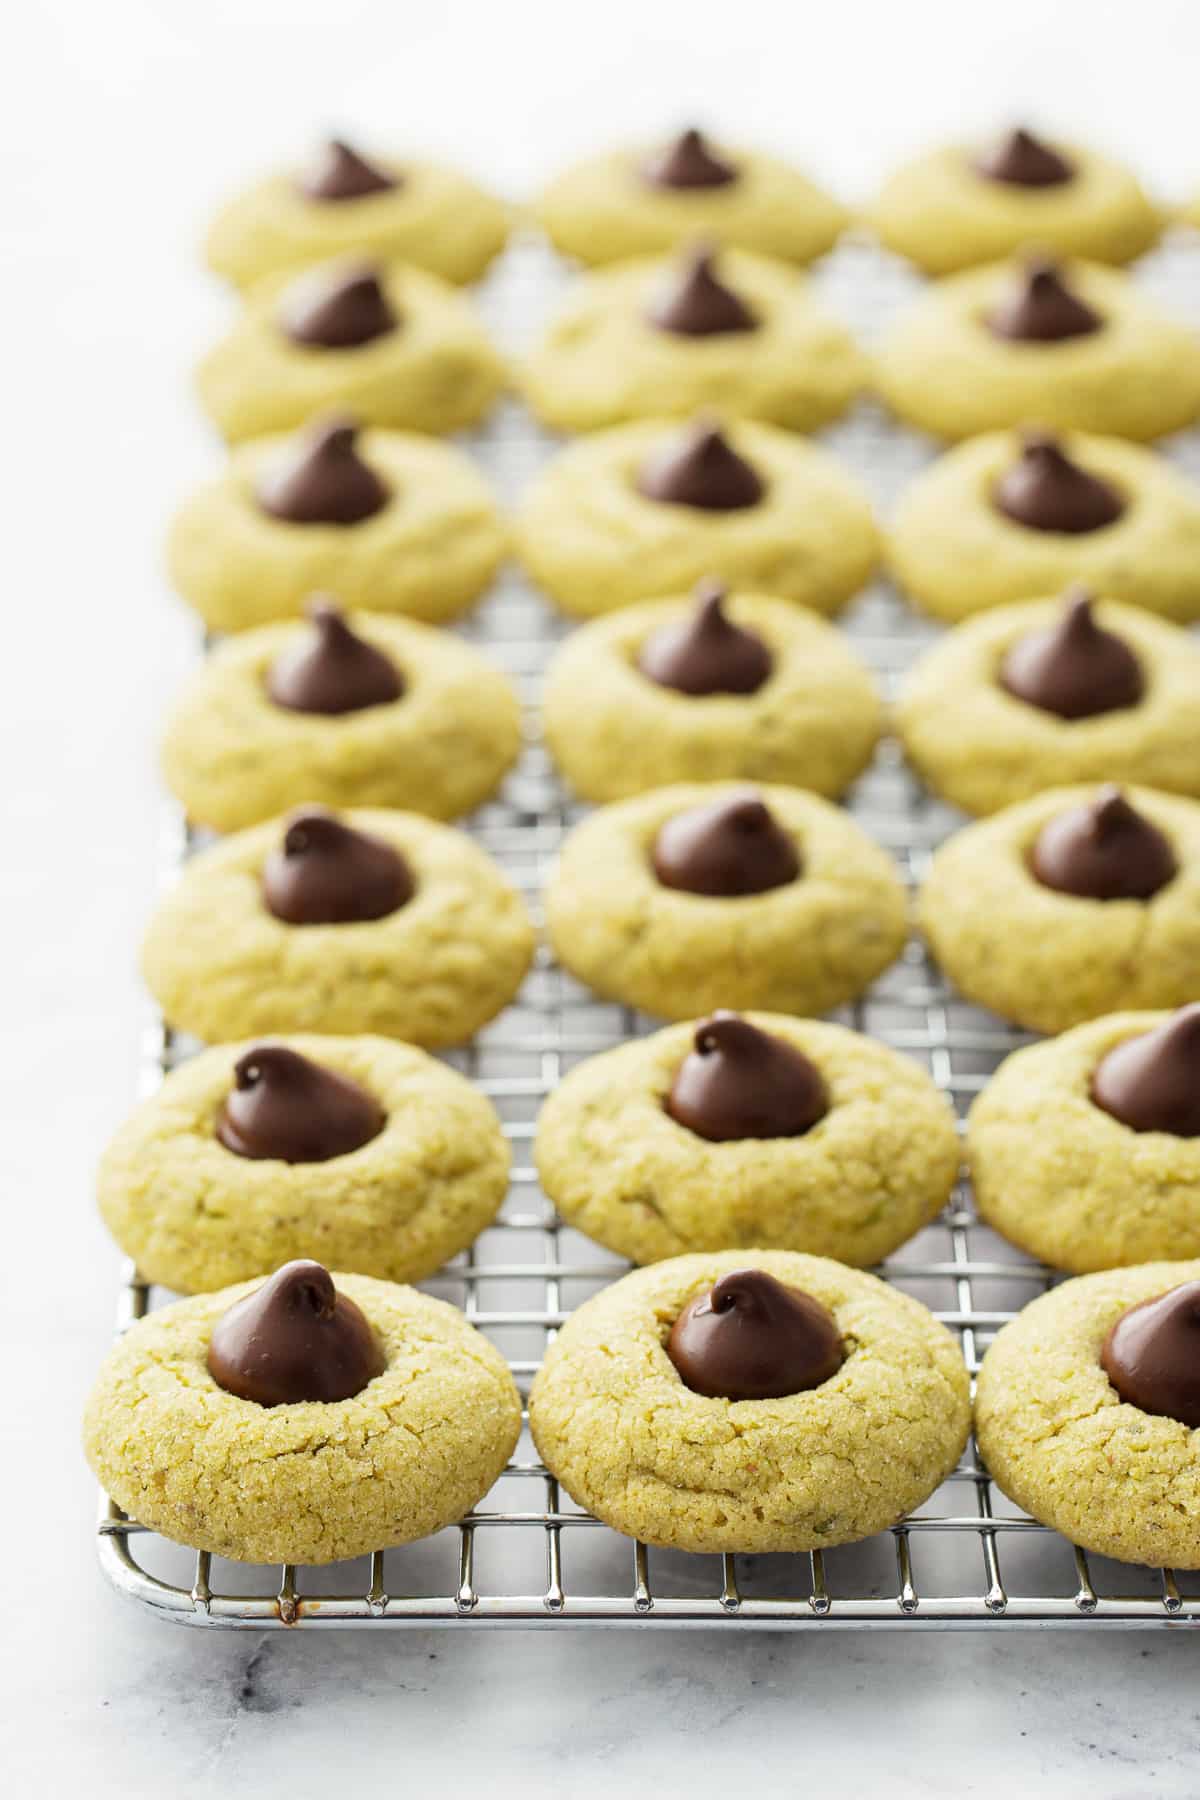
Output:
top-left (282, 263), bottom-right (397, 349)
top-left (647, 243), bottom-right (757, 337)
top-left (268, 597), bottom-right (403, 716)
top-left (207, 1260), bottom-right (384, 1407)
top-left (666, 1268), bottom-right (843, 1400)
top-left (666, 1011), bottom-right (827, 1141)
top-left (301, 138), bottom-right (397, 202)
top-left (1092, 1003), bottom-right (1200, 1137)
top-left (642, 127), bottom-right (737, 191)
top-left (1031, 786), bottom-right (1177, 901)
top-left (636, 580), bottom-right (772, 696)
top-left (1100, 1280), bottom-right (1200, 1427)
top-left (216, 1043), bottom-right (385, 1163)
top-left (999, 586), bottom-right (1143, 721)
top-left (256, 416), bottom-right (389, 527)
top-left (263, 808), bottom-right (414, 924)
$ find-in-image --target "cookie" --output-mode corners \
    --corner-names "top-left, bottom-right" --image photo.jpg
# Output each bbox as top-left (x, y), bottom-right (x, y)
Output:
top-left (522, 243), bottom-right (864, 433)
top-left (542, 584), bottom-right (881, 804)
top-left (974, 1261), bottom-right (1200, 1567)
top-left (529, 1251), bottom-right (970, 1554)
top-left (968, 1011), bottom-right (1200, 1274)
top-left (534, 127), bottom-right (845, 268)
top-left (99, 1035), bottom-right (510, 1292)
top-left (918, 784), bottom-right (1200, 1034)
top-left (83, 1266), bottom-right (521, 1564)
top-left (896, 592), bottom-right (1200, 816)
top-left (141, 806), bottom-right (535, 1047)
top-left (161, 604), bottom-right (522, 832)
top-left (516, 417), bottom-right (877, 619)
top-left (205, 138), bottom-right (509, 289)
top-left (870, 128), bottom-right (1161, 275)
top-left (887, 429), bottom-right (1200, 625)
top-left (874, 256), bottom-right (1200, 442)
top-left (166, 417), bottom-right (507, 633)
top-left (535, 1013), bottom-right (960, 1266)
top-left (196, 256), bottom-right (505, 442)
top-left (545, 781), bottom-right (907, 1020)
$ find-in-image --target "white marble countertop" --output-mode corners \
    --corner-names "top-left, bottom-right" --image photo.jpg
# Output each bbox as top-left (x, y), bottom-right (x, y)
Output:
top-left (6, 4), bottom-right (1200, 1793)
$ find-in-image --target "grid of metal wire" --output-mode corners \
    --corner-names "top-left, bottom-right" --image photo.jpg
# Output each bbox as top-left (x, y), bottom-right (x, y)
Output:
top-left (96, 232), bottom-right (1200, 1628)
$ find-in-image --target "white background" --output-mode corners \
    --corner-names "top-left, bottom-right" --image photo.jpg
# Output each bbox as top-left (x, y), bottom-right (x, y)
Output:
top-left (6, 3), bottom-right (1200, 1794)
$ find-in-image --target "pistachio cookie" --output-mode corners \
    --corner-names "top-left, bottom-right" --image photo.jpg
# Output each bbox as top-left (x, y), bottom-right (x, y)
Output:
top-left (870, 126), bottom-right (1161, 275)
top-left (142, 806), bottom-right (534, 1047)
top-left (516, 417), bottom-right (877, 619)
top-left (529, 1252), bottom-right (970, 1554)
top-left (534, 127), bottom-right (845, 268)
top-left (84, 1261), bottom-right (521, 1564)
top-left (205, 137), bottom-right (509, 288)
top-left (162, 602), bottom-right (521, 832)
top-left (99, 1036), bottom-right (511, 1292)
top-left (896, 591), bottom-right (1200, 816)
top-left (875, 256), bottom-right (1200, 443)
top-left (968, 1008), bottom-right (1200, 1273)
top-left (543, 583), bottom-right (881, 804)
top-left (545, 782), bottom-right (907, 1020)
top-left (975, 1261), bottom-right (1200, 1567)
top-left (522, 243), bottom-right (864, 433)
top-left (197, 257), bottom-right (505, 443)
top-left (535, 1012), bottom-right (959, 1266)
top-left (888, 429), bottom-right (1200, 624)
top-left (919, 784), bottom-right (1200, 1034)
top-left (167, 416), bottom-right (507, 633)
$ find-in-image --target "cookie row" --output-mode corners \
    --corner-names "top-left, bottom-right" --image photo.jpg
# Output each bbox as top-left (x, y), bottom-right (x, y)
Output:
top-left (204, 126), bottom-right (1175, 291)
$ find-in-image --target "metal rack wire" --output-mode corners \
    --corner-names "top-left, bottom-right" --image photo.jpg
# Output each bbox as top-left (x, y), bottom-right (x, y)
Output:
top-left (96, 232), bottom-right (1200, 1628)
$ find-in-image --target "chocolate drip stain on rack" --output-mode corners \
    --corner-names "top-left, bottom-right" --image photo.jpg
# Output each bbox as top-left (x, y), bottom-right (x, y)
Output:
top-left (96, 234), bottom-right (1200, 1629)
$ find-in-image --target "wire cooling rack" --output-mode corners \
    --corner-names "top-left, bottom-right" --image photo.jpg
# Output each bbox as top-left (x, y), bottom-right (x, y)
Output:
top-left (97, 231), bottom-right (1200, 1628)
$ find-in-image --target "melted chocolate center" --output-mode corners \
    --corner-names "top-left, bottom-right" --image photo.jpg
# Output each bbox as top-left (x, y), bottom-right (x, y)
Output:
top-left (974, 127), bottom-right (1074, 188)
top-left (645, 243), bottom-right (758, 337)
top-left (1101, 1280), bottom-right (1200, 1428)
top-left (256, 416), bottom-right (390, 527)
top-left (262, 808), bottom-right (414, 924)
top-left (208, 1261), bottom-right (385, 1407)
top-left (993, 432), bottom-right (1124, 535)
top-left (667, 1269), bottom-right (844, 1400)
top-left (666, 1012), bottom-right (828, 1141)
top-left (217, 1045), bottom-right (385, 1162)
top-left (1091, 1005), bottom-right (1200, 1137)
top-left (299, 139), bottom-right (398, 203)
top-left (988, 258), bottom-right (1103, 343)
top-left (652, 790), bottom-right (800, 896)
top-left (1030, 786), bottom-right (1177, 901)
top-left (267, 598), bottom-right (404, 716)
top-left (636, 420), bottom-right (764, 511)
top-left (637, 580), bottom-right (772, 696)
top-left (999, 589), bottom-right (1144, 720)
top-left (281, 263), bottom-right (398, 349)
top-left (641, 128), bottom-right (738, 191)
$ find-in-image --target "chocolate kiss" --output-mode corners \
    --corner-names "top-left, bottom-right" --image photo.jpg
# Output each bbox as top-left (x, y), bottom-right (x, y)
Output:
top-left (207, 1260), bottom-right (385, 1407)
top-left (641, 127), bottom-right (738, 191)
top-left (1091, 1006), bottom-right (1200, 1137)
top-left (974, 127), bottom-right (1074, 188)
top-left (636, 419), bottom-right (765, 511)
top-left (299, 138), bottom-right (398, 202)
top-left (666, 1012), bottom-right (828, 1141)
top-left (645, 243), bottom-right (758, 337)
top-left (652, 790), bottom-right (800, 897)
top-left (637, 580), bottom-right (772, 696)
top-left (256, 416), bottom-right (390, 527)
top-left (1100, 1280), bottom-right (1200, 1427)
top-left (988, 258), bottom-right (1103, 343)
top-left (281, 263), bottom-right (398, 349)
top-left (994, 432), bottom-right (1124, 535)
top-left (1031, 785), bottom-right (1177, 901)
top-left (267, 598), bottom-right (404, 715)
top-left (999, 589), bottom-right (1144, 720)
top-left (667, 1268), bottom-right (844, 1400)
top-left (217, 1045), bottom-right (386, 1163)
top-left (262, 808), bottom-right (414, 925)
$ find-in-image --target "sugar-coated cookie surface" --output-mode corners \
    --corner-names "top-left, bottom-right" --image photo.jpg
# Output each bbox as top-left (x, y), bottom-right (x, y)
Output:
top-left (529, 1251), bottom-right (970, 1553)
top-left (535, 1015), bottom-right (959, 1266)
top-left (968, 1015), bottom-right (1200, 1273)
top-left (975, 1261), bottom-right (1200, 1566)
top-left (888, 430), bottom-right (1200, 624)
top-left (162, 611), bottom-right (521, 832)
top-left (543, 590), bottom-right (881, 803)
top-left (99, 1035), bottom-right (510, 1292)
top-left (84, 1273), bottom-right (521, 1564)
